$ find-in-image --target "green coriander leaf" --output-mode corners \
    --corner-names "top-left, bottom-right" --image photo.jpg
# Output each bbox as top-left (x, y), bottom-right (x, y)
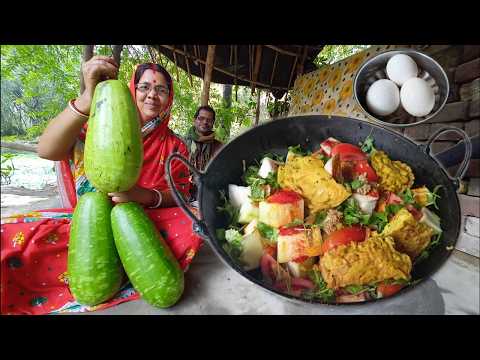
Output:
top-left (386, 204), bottom-right (404, 216)
top-left (427, 185), bottom-right (443, 210)
top-left (288, 144), bottom-right (311, 156)
top-left (359, 135), bottom-right (376, 156)
top-left (284, 219), bottom-right (304, 228)
top-left (400, 188), bottom-right (415, 205)
top-left (249, 179), bottom-right (267, 201)
top-left (225, 229), bottom-right (243, 244)
top-left (217, 190), bottom-right (240, 230)
top-left (350, 178), bottom-right (365, 190)
top-left (314, 211), bottom-right (328, 226)
top-left (369, 211), bottom-right (388, 232)
top-left (345, 284), bottom-right (367, 295)
top-left (216, 228), bottom-right (226, 241)
top-left (257, 222), bottom-right (279, 243)
top-left (305, 269), bottom-right (336, 302)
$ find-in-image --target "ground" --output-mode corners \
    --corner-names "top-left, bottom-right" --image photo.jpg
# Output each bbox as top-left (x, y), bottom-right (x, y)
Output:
top-left (1, 184), bottom-right (62, 217)
top-left (0, 177), bottom-right (478, 315)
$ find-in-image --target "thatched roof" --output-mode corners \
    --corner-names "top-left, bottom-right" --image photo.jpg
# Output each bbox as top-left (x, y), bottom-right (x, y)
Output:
top-left (151, 45), bottom-right (324, 99)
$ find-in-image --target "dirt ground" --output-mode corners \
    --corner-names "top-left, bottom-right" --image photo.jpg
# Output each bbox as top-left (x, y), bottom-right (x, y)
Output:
top-left (1, 184), bottom-right (62, 217)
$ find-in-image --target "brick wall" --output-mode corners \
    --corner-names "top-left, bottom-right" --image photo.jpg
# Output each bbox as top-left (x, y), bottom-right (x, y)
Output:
top-left (390, 45), bottom-right (480, 193)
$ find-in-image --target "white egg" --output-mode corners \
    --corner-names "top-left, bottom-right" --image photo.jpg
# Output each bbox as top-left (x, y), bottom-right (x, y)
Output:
top-left (400, 77), bottom-right (435, 117)
top-left (365, 79), bottom-right (400, 116)
top-left (386, 54), bottom-right (418, 86)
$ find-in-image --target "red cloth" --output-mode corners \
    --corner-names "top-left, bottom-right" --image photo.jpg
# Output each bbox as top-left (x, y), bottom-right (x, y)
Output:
top-left (1, 208), bottom-right (201, 315)
top-left (128, 63), bottom-right (191, 197)
top-left (1, 64), bottom-right (201, 315)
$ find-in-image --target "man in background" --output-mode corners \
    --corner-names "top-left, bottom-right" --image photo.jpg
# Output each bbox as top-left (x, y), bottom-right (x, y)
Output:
top-left (185, 105), bottom-right (223, 201)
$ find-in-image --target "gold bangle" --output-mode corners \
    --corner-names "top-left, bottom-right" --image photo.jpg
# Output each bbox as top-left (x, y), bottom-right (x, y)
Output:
top-left (68, 99), bottom-right (89, 119)
top-left (148, 189), bottom-right (163, 208)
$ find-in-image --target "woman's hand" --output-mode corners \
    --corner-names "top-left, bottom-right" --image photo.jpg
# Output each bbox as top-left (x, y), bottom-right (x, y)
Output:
top-left (76, 56), bottom-right (119, 113)
top-left (108, 185), bottom-right (158, 207)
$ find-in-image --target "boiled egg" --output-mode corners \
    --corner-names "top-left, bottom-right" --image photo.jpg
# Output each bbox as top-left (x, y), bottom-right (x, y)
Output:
top-left (366, 79), bottom-right (400, 116)
top-left (386, 54), bottom-right (418, 86)
top-left (400, 77), bottom-right (435, 117)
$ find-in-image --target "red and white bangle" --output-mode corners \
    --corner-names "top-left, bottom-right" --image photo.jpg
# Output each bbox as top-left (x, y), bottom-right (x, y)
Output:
top-left (148, 189), bottom-right (163, 208)
top-left (68, 99), bottom-right (89, 119)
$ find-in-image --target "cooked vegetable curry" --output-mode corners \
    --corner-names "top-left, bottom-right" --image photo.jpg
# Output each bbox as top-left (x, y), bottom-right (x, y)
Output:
top-left (217, 137), bottom-right (443, 303)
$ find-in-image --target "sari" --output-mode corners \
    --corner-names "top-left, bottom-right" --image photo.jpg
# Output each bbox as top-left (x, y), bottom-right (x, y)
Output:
top-left (1, 64), bottom-right (202, 315)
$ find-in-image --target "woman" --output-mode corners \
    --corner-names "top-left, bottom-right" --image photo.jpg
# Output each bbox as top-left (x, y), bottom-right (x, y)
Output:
top-left (1, 56), bottom-right (202, 315)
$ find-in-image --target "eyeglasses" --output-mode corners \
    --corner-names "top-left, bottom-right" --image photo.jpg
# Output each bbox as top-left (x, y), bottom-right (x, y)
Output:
top-left (136, 83), bottom-right (169, 96)
top-left (196, 116), bottom-right (214, 122)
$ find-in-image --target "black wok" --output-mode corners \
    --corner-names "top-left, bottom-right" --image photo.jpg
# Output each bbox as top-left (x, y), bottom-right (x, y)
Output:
top-left (166, 115), bottom-right (472, 305)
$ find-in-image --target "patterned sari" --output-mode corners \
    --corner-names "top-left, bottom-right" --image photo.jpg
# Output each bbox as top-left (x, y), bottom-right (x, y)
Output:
top-left (1, 65), bottom-right (202, 315)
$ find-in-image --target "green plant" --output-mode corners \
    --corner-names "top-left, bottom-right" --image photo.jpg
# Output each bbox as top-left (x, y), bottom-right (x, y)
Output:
top-left (1, 152), bottom-right (17, 185)
top-left (314, 45), bottom-right (370, 67)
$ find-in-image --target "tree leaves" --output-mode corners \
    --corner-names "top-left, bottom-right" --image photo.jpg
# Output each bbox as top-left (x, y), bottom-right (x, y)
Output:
top-left (2, 44), bottom-right (259, 142)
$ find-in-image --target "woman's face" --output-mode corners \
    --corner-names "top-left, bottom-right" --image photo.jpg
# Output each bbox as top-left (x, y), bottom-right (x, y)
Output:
top-left (135, 69), bottom-right (170, 124)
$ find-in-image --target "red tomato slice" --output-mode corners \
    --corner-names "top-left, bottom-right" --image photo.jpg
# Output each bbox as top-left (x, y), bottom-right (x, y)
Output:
top-left (274, 277), bottom-right (315, 297)
top-left (331, 143), bottom-right (367, 160)
top-left (353, 161), bottom-right (379, 182)
top-left (377, 283), bottom-right (404, 297)
top-left (260, 253), bottom-right (278, 283)
top-left (321, 225), bottom-right (367, 255)
top-left (291, 277), bottom-right (315, 289)
top-left (319, 137), bottom-right (341, 156)
top-left (264, 245), bottom-right (277, 258)
top-left (406, 204), bottom-right (423, 221)
top-left (341, 153), bottom-right (368, 162)
top-left (267, 190), bottom-right (302, 204)
top-left (291, 255), bottom-right (310, 263)
top-left (279, 226), bottom-right (304, 236)
top-left (386, 192), bottom-right (403, 205)
top-left (367, 188), bottom-right (380, 198)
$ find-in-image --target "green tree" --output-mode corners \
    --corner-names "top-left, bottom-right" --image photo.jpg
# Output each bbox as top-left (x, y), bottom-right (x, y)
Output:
top-left (1, 45), bottom-right (84, 139)
top-left (314, 45), bottom-right (370, 67)
top-left (0, 44), bottom-right (261, 143)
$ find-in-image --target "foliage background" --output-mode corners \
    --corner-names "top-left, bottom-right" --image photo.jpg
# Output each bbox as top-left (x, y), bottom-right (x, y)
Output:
top-left (1, 45), bottom-right (367, 143)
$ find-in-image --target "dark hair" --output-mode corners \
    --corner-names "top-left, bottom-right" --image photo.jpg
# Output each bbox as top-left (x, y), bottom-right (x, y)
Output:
top-left (134, 63), bottom-right (172, 91)
top-left (194, 105), bottom-right (216, 122)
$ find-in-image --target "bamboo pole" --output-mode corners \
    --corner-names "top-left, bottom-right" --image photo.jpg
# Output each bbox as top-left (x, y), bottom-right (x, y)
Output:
top-left (265, 45), bottom-right (299, 57)
top-left (255, 88), bottom-right (261, 125)
top-left (296, 45), bottom-right (308, 78)
top-left (249, 45), bottom-right (253, 93)
top-left (146, 45), bottom-right (157, 63)
top-left (269, 51), bottom-right (278, 89)
top-left (194, 45), bottom-right (204, 79)
top-left (251, 45), bottom-right (263, 94)
top-left (286, 50), bottom-right (299, 91)
top-left (172, 45), bottom-right (180, 82)
top-left (234, 45), bottom-right (238, 101)
top-left (201, 45), bottom-right (216, 106)
top-left (159, 45), bottom-right (288, 91)
top-left (183, 45), bottom-right (193, 87)
top-left (112, 45), bottom-right (123, 67)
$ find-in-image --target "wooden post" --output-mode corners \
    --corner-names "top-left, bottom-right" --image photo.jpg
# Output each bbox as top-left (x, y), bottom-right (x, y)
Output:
top-left (183, 45), bottom-right (193, 87)
top-left (296, 45), bottom-right (308, 78)
top-left (269, 51), bottom-right (278, 90)
top-left (80, 45), bottom-right (94, 94)
top-left (201, 45), bottom-right (216, 106)
top-left (194, 45), bottom-right (204, 79)
top-left (255, 89), bottom-right (261, 125)
top-left (172, 46), bottom-right (180, 82)
top-left (234, 45), bottom-right (238, 102)
top-left (112, 45), bottom-right (123, 68)
top-left (251, 45), bottom-right (262, 94)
